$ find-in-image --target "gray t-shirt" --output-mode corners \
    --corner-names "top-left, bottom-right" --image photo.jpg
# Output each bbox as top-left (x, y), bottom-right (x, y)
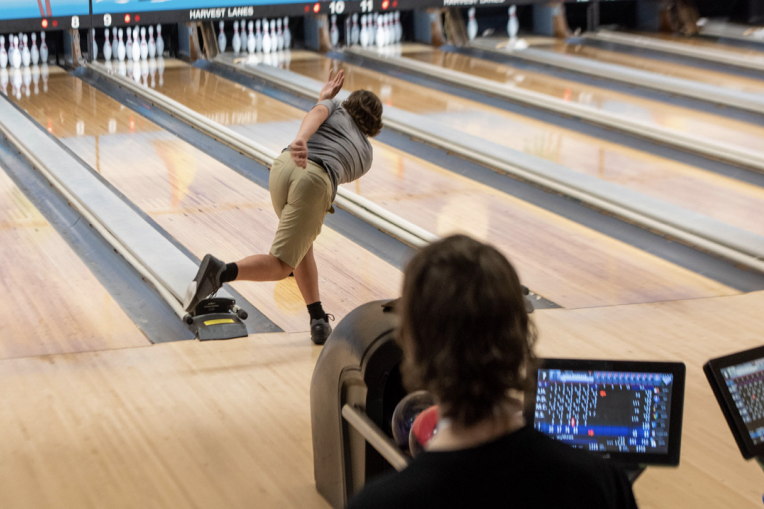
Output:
top-left (305, 99), bottom-right (373, 201)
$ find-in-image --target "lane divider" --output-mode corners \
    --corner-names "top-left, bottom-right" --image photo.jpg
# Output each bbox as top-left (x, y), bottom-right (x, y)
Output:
top-left (0, 96), bottom-right (209, 319)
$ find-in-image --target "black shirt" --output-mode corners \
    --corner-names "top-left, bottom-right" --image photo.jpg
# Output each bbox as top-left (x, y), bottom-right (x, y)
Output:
top-left (348, 426), bottom-right (638, 509)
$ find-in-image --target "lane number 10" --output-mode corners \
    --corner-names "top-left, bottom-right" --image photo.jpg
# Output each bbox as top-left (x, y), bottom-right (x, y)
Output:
top-left (330, 1), bottom-right (345, 14)
top-left (361, 0), bottom-right (373, 12)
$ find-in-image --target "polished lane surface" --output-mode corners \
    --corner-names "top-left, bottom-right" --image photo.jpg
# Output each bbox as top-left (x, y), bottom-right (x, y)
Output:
top-left (632, 31), bottom-right (764, 57)
top-left (392, 45), bottom-right (764, 154)
top-left (284, 53), bottom-right (764, 239)
top-left (134, 59), bottom-right (738, 308)
top-left (541, 41), bottom-right (764, 96)
top-left (8, 72), bottom-right (402, 332)
top-left (0, 162), bottom-right (150, 358)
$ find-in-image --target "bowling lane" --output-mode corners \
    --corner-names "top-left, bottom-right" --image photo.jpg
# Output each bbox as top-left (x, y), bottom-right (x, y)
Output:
top-left (285, 53), bottom-right (764, 238)
top-left (388, 45), bottom-right (764, 154)
top-left (125, 58), bottom-right (738, 308)
top-left (8, 71), bottom-right (402, 332)
top-left (540, 41), bottom-right (764, 96)
top-left (0, 162), bottom-right (149, 359)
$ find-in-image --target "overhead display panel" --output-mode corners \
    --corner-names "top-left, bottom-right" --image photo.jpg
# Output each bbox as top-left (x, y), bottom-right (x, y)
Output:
top-left (0, 0), bottom-right (89, 31)
top-left (90, 0), bottom-right (409, 26)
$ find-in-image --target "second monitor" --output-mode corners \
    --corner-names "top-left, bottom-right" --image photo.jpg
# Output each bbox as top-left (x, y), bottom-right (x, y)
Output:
top-left (525, 359), bottom-right (686, 468)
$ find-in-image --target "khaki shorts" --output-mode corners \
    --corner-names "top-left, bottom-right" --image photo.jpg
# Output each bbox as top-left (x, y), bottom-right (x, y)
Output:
top-left (269, 152), bottom-right (333, 269)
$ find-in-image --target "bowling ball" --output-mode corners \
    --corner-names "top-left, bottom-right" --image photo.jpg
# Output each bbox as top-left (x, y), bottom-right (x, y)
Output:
top-left (391, 391), bottom-right (436, 451)
top-left (409, 405), bottom-right (439, 457)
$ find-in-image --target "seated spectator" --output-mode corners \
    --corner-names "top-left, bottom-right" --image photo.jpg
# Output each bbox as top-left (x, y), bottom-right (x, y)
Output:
top-left (348, 234), bottom-right (637, 509)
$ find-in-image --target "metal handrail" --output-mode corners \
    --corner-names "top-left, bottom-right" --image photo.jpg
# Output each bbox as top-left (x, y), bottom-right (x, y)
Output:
top-left (341, 404), bottom-right (410, 472)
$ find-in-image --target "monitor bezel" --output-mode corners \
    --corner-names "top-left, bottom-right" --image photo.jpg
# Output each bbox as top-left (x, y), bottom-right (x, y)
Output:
top-left (524, 358), bottom-right (686, 467)
top-left (704, 345), bottom-right (764, 460)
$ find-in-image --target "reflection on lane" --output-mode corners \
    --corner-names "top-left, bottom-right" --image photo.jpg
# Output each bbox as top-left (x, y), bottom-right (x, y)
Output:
top-left (395, 46), bottom-right (764, 154)
top-left (283, 54), bottom-right (764, 238)
top-left (544, 41), bottom-right (764, 96)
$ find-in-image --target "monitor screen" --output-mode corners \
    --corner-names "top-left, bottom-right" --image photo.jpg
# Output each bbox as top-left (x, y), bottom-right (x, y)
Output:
top-left (705, 346), bottom-right (764, 459)
top-left (720, 358), bottom-right (764, 446)
top-left (526, 359), bottom-right (685, 466)
top-left (1, 0), bottom-right (89, 20)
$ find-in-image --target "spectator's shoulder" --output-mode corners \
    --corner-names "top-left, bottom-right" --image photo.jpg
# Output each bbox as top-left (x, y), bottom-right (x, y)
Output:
top-left (347, 461), bottom-right (436, 509)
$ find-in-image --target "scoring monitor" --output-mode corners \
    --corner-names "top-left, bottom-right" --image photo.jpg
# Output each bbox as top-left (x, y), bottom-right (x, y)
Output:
top-left (525, 359), bottom-right (686, 466)
top-left (705, 345), bottom-right (764, 459)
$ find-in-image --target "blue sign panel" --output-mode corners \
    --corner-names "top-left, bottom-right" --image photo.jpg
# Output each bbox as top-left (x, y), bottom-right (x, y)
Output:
top-left (92, 0), bottom-right (296, 15)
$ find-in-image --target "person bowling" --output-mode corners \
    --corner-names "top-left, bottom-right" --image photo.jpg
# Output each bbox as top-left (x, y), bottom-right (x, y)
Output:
top-left (183, 69), bottom-right (384, 344)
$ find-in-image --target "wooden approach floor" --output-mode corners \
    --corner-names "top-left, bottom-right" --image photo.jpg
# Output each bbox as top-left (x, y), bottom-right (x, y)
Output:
top-left (1, 292), bottom-right (762, 509)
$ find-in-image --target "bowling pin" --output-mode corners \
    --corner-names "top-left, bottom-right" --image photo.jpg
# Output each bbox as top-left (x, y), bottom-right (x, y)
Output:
top-left (373, 13), bottom-right (380, 46)
top-left (140, 27), bottom-right (148, 60)
top-left (283, 17), bottom-right (291, 49)
top-left (395, 11), bottom-right (402, 43)
top-left (22, 35), bottom-right (30, 67)
top-left (117, 28), bottom-right (126, 61)
top-left (386, 14), bottom-right (393, 45)
top-left (255, 20), bottom-right (262, 53)
top-left (508, 6), bottom-right (519, 40)
top-left (248, 21), bottom-right (256, 54)
top-left (126, 28), bottom-right (133, 61)
top-left (40, 32), bottom-right (48, 64)
top-left (331, 15), bottom-right (339, 47)
top-left (0, 36), bottom-right (7, 69)
top-left (132, 28), bottom-right (140, 61)
top-left (232, 21), bottom-right (241, 54)
top-left (156, 25), bottom-right (165, 57)
top-left (148, 26), bottom-right (156, 58)
top-left (277, 18), bottom-right (284, 51)
top-left (263, 19), bottom-right (271, 54)
top-left (90, 29), bottom-right (98, 60)
top-left (11, 37), bottom-right (20, 69)
top-left (113, 27), bottom-right (118, 54)
top-left (269, 20), bottom-right (276, 51)
top-left (103, 29), bottom-right (112, 61)
top-left (346, 17), bottom-right (351, 46)
top-left (467, 7), bottom-right (478, 41)
top-left (360, 15), bottom-right (369, 47)
top-left (30, 33), bottom-right (39, 65)
top-left (351, 14), bottom-right (359, 45)
top-left (376, 16), bottom-right (384, 47)
top-left (218, 21), bottom-right (226, 52)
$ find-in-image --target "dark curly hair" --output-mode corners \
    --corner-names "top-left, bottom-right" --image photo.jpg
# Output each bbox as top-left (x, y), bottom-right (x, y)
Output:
top-left (342, 90), bottom-right (383, 137)
top-left (398, 235), bottom-right (537, 427)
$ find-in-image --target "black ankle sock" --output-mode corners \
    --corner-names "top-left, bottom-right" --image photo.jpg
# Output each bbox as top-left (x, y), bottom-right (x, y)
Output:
top-left (307, 301), bottom-right (326, 321)
top-left (220, 263), bottom-right (239, 283)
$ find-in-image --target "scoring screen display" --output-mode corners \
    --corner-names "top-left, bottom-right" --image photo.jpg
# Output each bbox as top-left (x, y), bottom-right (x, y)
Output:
top-left (532, 369), bottom-right (675, 455)
top-left (1, 0), bottom-right (89, 20)
top-left (720, 357), bottom-right (764, 446)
